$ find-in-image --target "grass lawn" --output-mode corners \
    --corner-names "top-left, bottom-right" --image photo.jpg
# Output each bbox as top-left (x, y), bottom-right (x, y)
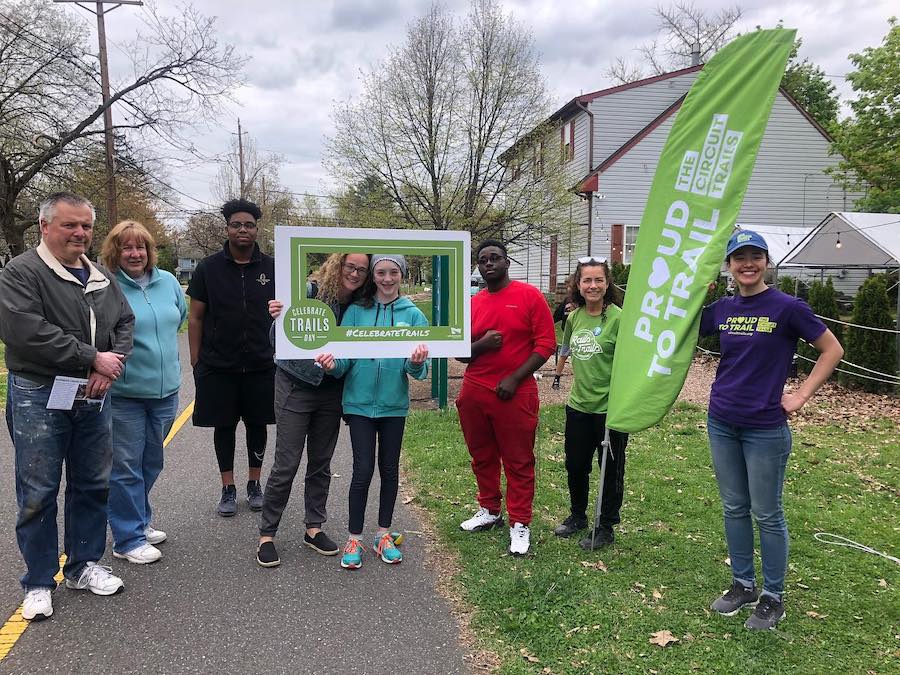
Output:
top-left (415, 299), bottom-right (433, 319)
top-left (403, 403), bottom-right (899, 674)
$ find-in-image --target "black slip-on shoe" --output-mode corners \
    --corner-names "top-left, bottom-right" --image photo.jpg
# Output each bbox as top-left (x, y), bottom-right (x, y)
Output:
top-left (304, 531), bottom-right (339, 556)
top-left (257, 541), bottom-right (280, 567)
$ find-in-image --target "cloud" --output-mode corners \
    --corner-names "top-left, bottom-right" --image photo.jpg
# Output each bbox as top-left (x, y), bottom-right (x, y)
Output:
top-left (329, 0), bottom-right (405, 31)
top-left (80, 0), bottom-right (898, 218)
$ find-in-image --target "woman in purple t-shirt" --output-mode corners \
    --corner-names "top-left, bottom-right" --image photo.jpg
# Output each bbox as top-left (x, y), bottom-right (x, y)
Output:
top-left (699, 230), bottom-right (843, 631)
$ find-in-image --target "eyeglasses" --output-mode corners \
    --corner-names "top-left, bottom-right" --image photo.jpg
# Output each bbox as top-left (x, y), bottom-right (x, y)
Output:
top-left (342, 262), bottom-right (369, 277)
top-left (227, 221), bottom-right (258, 230)
top-left (578, 256), bottom-right (607, 265)
top-left (476, 254), bottom-right (506, 265)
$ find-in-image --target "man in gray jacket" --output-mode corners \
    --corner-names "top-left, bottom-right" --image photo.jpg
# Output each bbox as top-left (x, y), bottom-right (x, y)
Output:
top-left (0, 192), bottom-right (134, 621)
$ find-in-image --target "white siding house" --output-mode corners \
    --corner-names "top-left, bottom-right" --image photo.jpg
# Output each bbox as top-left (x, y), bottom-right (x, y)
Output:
top-left (507, 65), bottom-right (862, 293)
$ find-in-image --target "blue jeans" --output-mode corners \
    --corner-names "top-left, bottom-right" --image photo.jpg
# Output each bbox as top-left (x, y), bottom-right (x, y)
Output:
top-left (108, 393), bottom-right (178, 553)
top-left (6, 373), bottom-right (113, 590)
top-left (707, 415), bottom-right (792, 598)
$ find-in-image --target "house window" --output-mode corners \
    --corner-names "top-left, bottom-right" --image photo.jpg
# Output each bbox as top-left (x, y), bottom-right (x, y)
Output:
top-left (511, 156), bottom-right (522, 181)
top-left (533, 141), bottom-right (544, 178)
top-left (560, 121), bottom-right (574, 162)
top-left (624, 225), bottom-right (639, 264)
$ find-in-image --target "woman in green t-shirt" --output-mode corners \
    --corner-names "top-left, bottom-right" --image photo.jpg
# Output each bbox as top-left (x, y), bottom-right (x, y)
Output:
top-left (553, 257), bottom-right (629, 551)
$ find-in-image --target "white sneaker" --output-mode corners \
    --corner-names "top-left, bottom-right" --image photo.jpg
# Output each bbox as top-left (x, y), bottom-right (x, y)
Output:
top-left (509, 523), bottom-right (530, 556)
top-left (145, 526), bottom-right (167, 545)
top-left (22, 588), bottom-right (53, 621)
top-left (460, 507), bottom-right (504, 532)
top-left (113, 543), bottom-right (162, 564)
top-left (65, 562), bottom-right (124, 596)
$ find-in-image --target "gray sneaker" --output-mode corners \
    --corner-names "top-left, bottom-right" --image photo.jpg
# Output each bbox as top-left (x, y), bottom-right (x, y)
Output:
top-left (217, 484), bottom-right (237, 517)
top-left (711, 580), bottom-right (759, 616)
top-left (247, 480), bottom-right (263, 512)
top-left (744, 594), bottom-right (785, 630)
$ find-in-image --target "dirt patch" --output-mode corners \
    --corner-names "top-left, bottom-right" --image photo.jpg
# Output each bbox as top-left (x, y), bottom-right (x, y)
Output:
top-left (409, 354), bottom-right (718, 411)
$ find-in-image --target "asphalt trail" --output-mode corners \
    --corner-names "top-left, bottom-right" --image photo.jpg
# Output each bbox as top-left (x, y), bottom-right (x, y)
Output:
top-left (0, 336), bottom-right (468, 674)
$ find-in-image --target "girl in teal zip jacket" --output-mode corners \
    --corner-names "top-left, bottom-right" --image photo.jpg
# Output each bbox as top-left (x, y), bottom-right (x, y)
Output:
top-left (317, 254), bottom-right (429, 569)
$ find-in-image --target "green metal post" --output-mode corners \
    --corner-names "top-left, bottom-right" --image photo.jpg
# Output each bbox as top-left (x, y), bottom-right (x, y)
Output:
top-left (430, 255), bottom-right (450, 409)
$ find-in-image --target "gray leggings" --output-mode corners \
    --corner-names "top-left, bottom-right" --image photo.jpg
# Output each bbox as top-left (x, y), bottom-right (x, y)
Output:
top-left (259, 370), bottom-right (342, 536)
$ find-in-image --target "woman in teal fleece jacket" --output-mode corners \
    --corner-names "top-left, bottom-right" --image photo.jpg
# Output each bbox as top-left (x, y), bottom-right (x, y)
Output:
top-left (101, 221), bottom-right (187, 564)
top-left (317, 254), bottom-right (429, 569)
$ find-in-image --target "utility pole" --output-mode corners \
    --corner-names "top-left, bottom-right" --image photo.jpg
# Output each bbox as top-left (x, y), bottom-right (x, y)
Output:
top-left (54, 1), bottom-right (143, 228)
top-left (237, 118), bottom-right (246, 199)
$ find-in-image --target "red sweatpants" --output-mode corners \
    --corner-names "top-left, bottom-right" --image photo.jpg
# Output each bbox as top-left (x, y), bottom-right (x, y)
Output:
top-left (456, 381), bottom-right (539, 525)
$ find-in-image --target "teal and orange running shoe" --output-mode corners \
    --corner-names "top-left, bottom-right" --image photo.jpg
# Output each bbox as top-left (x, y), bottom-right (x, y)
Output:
top-left (374, 532), bottom-right (403, 564)
top-left (340, 538), bottom-right (364, 570)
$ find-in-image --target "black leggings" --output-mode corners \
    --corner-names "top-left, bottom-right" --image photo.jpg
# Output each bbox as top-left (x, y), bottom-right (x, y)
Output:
top-left (564, 406), bottom-right (629, 526)
top-left (214, 423), bottom-right (267, 473)
top-left (346, 415), bottom-right (406, 535)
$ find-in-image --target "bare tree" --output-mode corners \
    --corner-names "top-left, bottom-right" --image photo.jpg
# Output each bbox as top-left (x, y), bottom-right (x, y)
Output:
top-left (180, 211), bottom-right (223, 257)
top-left (325, 0), bottom-right (571, 242)
top-left (0, 0), bottom-right (243, 255)
top-left (211, 131), bottom-right (298, 250)
top-left (605, 2), bottom-right (743, 84)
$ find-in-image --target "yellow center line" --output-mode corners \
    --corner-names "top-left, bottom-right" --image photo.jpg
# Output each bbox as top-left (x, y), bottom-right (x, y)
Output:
top-left (0, 400), bottom-right (195, 663)
top-left (164, 401), bottom-right (194, 448)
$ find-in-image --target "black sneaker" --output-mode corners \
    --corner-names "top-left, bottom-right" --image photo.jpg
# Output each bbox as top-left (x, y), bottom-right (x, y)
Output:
top-left (744, 594), bottom-right (785, 630)
top-left (217, 485), bottom-right (237, 517)
top-left (554, 514), bottom-right (588, 538)
top-left (247, 480), bottom-right (263, 512)
top-left (256, 541), bottom-right (280, 568)
top-left (579, 524), bottom-right (614, 551)
top-left (711, 580), bottom-right (759, 616)
top-left (304, 531), bottom-right (339, 556)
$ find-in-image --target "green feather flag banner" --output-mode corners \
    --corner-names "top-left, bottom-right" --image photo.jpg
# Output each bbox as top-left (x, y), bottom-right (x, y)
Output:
top-left (607, 28), bottom-right (796, 433)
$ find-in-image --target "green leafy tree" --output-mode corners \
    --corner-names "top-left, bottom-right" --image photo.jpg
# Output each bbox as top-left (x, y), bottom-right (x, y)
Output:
top-left (842, 276), bottom-right (897, 392)
top-left (829, 19), bottom-right (900, 213)
top-left (781, 38), bottom-right (840, 129)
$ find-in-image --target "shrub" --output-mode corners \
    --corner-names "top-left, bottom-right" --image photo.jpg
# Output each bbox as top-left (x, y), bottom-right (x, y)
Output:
top-left (611, 261), bottom-right (630, 287)
top-left (841, 276), bottom-right (898, 393)
top-left (799, 277), bottom-right (844, 374)
top-left (697, 276), bottom-right (729, 354)
top-left (777, 275), bottom-right (809, 300)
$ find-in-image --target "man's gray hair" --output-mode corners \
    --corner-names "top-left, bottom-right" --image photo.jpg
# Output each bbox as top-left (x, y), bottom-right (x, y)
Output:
top-left (38, 192), bottom-right (96, 224)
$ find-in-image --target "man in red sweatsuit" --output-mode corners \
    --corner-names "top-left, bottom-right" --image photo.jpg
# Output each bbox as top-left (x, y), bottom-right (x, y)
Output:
top-left (457, 239), bottom-right (556, 556)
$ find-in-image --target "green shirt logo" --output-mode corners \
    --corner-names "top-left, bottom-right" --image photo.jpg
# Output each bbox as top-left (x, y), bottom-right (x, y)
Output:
top-left (570, 329), bottom-right (603, 361)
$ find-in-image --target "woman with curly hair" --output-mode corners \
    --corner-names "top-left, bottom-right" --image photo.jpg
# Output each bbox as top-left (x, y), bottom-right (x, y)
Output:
top-left (256, 252), bottom-right (370, 568)
top-left (553, 257), bottom-right (629, 551)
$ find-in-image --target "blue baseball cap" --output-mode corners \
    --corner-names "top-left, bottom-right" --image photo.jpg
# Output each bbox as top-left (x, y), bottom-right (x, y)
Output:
top-left (725, 230), bottom-right (768, 257)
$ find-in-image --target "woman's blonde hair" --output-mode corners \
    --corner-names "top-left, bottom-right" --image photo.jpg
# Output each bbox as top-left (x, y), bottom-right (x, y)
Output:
top-left (101, 220), bottom-right (157, 273)
top-left (311, 252), bottom-right (370, 305)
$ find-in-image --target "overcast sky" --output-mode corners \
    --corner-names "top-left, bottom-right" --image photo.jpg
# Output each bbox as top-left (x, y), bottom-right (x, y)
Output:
top-left (67, 0), bottom-right (897, 223)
